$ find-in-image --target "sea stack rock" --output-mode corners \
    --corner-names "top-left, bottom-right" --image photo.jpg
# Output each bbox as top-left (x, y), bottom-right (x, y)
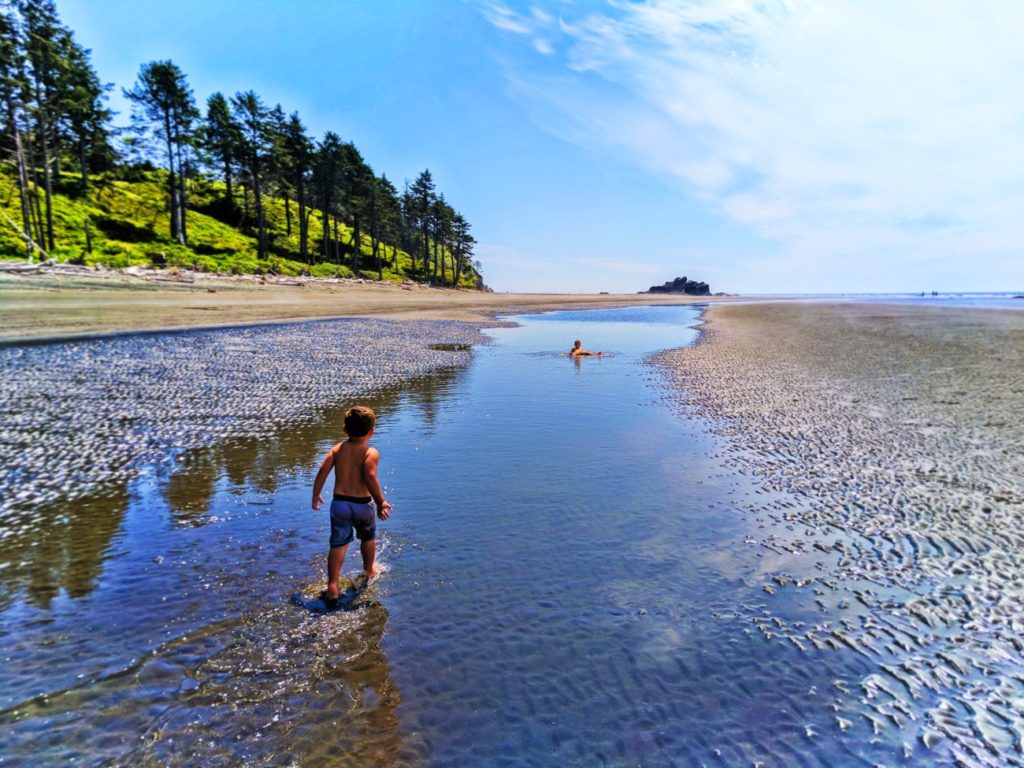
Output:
top-left (644, 276), bottom-right (711, 295)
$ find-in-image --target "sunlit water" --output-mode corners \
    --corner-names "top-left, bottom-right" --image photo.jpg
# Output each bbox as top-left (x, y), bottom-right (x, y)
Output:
top-left (0, 306), bottom-right (970, 766)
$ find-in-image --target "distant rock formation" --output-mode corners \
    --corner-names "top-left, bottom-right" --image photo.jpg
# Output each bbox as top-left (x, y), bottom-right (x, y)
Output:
top-left (644, 276), bottom-right (710, 295)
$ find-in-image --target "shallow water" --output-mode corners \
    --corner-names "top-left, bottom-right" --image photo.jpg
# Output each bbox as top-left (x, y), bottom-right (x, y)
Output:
top-left (0, 306), bottom-right (983, 766)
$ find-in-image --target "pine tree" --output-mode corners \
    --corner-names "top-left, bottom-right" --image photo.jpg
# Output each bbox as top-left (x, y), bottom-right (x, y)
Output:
top-left (202, 92), bottom-right (239, 207)
top-left (230, 90), bottom-right (272, 260)
top-left (313, 131), bottom-right (343, 264)
top-left (20, 0), bottom-right (67, 250)
top-left (280, 112), bottom-right (312, 263)
top-left (451, 212), bottom-right (475, 288)
top-left (409, 169), bottom-right (435, 280)
top-left (340, 141), bottom-right (373, 268)
top-left (55, 30), bottom-right (113, 194)
top-left (124, 60), bottom-right (197, 244)
top-left (0, 7), bottom-right (36, 257)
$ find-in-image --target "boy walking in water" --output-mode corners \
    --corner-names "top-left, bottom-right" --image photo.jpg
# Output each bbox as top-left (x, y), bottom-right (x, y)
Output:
top-left (312, 406), bottom-right (392, 600)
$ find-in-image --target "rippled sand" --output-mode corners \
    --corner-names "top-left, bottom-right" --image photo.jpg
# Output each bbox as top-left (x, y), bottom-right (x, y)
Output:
top-left (0, 318), bottom-right (486, 520)
top-left (658, 302), bottom-right (1024, 766)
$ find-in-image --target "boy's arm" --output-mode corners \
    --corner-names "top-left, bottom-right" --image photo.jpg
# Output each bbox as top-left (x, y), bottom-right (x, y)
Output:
top-left (311, 444), bottom-right (339, 510)
top-left (362, 448), bottom-right (392, 520)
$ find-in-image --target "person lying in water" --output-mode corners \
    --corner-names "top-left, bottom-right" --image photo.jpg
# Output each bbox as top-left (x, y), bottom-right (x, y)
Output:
top-left (569, 339), bottom-right (604, 357)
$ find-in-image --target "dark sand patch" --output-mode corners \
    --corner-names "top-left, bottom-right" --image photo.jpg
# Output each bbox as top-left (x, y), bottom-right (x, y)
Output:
top-left (658, 302), bottom-right (1024, 765)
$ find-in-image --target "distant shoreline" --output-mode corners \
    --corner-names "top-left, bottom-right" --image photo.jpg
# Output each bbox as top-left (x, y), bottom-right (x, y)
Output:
top-left (0, 269), bottom-right (743, 345)
top-left (3, 267), bottom-right (1019, 346)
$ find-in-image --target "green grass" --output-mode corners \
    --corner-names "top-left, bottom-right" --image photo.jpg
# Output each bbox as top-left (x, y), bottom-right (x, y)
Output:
top-left (0, 168), bottom-right (482, 287)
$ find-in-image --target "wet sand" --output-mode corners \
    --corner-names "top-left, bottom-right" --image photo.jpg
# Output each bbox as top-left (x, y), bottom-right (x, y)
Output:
top-left (0, 271), bottom-right (732, 344)
top-left (658, 302), bottom-right (1024, 764)
top-left (0, 317), bottom-right (490, 520)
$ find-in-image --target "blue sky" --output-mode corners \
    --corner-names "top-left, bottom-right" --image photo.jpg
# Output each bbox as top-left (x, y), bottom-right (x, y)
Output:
top-left (60, 0), bottom-right (1024, 293)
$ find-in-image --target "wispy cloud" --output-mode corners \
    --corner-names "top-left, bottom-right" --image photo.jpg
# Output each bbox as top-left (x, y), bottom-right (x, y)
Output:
top-left (485, 1), bottom-right (1024, 286)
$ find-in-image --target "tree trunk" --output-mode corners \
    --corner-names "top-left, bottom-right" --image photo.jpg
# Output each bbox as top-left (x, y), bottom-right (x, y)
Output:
top-left (352, 217), bottom-right (361, 268)
top-left (298, 193), bottom-right (308, 263)
top-left (321, 205), bottom-right (330, 261)
top-left (177, 142), bottom-right (188, 245)
top-left (79, 136), bottom-right (89, 195)
top-left (223, 159), bottom-right (233, 203)
top-left (370, 230), bottom-right (380, 279)
top-left (454, 255), bottom-right (464, 287)
top-left (7, 105), bottom-right (35, 258)
top-left (454, 246), bottom-right (465, 288)
top-left (332, 215), bottom-right (339, 263)
top-left (253, 173), bottom-right (265, 260)
top-left (420, 223), bottom-right (429, 282)
top-left (284, 194), bottom-right (291, 237)
top-left (163, 112), bottom-right (178, 241)
top-left (24, 132), bottom-right (46, 249)
top-left (36, 81), bottom-right (55, 251)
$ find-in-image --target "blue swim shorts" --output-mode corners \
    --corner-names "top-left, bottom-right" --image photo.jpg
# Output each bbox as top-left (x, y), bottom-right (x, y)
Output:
top-left (329, 494), bottom-right (377, 547)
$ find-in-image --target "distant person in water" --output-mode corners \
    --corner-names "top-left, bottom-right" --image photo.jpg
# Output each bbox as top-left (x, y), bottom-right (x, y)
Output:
top-left (312, 405), bottom-right (392, 600)
top-left (569, 339), bottom-right (603, 357)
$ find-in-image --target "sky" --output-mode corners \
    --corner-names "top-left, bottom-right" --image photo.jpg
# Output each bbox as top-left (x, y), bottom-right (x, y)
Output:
top-left (59, 0), bottom-right (1024, 294)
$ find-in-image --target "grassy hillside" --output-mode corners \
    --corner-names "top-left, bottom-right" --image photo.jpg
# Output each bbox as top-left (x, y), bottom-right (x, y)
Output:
top-left (0, 168), bottom-right (481, 286)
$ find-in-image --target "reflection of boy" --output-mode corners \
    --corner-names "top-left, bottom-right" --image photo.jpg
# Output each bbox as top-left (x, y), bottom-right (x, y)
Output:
top-left (312, 405), bottom-right (393, 600)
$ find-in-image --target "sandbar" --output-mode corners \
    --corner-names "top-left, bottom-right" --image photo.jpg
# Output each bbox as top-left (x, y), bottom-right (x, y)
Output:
top-left (0, 271), bottom-right (738, 344)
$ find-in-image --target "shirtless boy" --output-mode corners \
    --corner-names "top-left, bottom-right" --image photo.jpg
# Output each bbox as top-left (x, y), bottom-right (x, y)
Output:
top-left (312, 405), bottom-right (393, 599)
top-left (569, 339), bottom-right (602, 357)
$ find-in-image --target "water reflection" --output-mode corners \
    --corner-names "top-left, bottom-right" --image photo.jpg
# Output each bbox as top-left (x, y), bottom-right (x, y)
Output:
top-left (160, 365), bottom-right (465, 524)
top-left (0, 364), bottom-right (467, 614)
top-left (0, 486), bottom-right (128, 609)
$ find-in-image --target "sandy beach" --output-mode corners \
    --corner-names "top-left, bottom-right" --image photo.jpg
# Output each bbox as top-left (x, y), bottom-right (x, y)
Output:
top-left (0, 270), bottom-right (727, 344)
top-left (658, 302), bottom-right (1024, 762)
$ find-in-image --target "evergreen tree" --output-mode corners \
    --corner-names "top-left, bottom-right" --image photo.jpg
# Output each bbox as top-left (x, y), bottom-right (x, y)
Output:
top-left (0, 6), bottom-right (36, 257)
top-left (124, 60), bottom-right (197, 244)
top-left (339, 141), bottom-right (373, 267)
top-left (55, 29), bottom-right (113, 194)
top-left (409, 169), bottom-right (435, 280)
top-left (202, 91), bottom-right (239, 206)
top-left (451, 211), bottom-right (475, 288)
top-left (280, 112), bottom-right (312, 263)
top-left (375, 173), bottom-right (400, 272)
top-left (431, 194), bottom-right (453, 284)
top-left (313, 131), bottom-right (343, 263)
top-left (0, 3), bottom-right (480, 285)
top-left (20, 0), bottom-right (66, 250)
top-left (230, 90), bottom-right (272, 259)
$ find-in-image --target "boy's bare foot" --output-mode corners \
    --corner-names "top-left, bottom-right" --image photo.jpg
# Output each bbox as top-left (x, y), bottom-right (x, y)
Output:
top-left (366, 565), bottom-right (381, 580)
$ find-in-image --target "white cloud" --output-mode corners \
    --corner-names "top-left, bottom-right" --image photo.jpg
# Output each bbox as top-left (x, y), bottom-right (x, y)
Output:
top-left (486, 0), bottom-right (1024, 286)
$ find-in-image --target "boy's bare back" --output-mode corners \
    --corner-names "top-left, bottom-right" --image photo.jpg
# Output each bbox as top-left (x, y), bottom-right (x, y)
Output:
top-left (329, 440), bottom-right (377, 499)
top-left (311, 406), bottom-right (391, 519)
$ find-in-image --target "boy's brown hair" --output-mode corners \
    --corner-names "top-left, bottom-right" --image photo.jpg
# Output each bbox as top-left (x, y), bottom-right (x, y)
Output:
top-left (344, 405), bottom-right (375, 437)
